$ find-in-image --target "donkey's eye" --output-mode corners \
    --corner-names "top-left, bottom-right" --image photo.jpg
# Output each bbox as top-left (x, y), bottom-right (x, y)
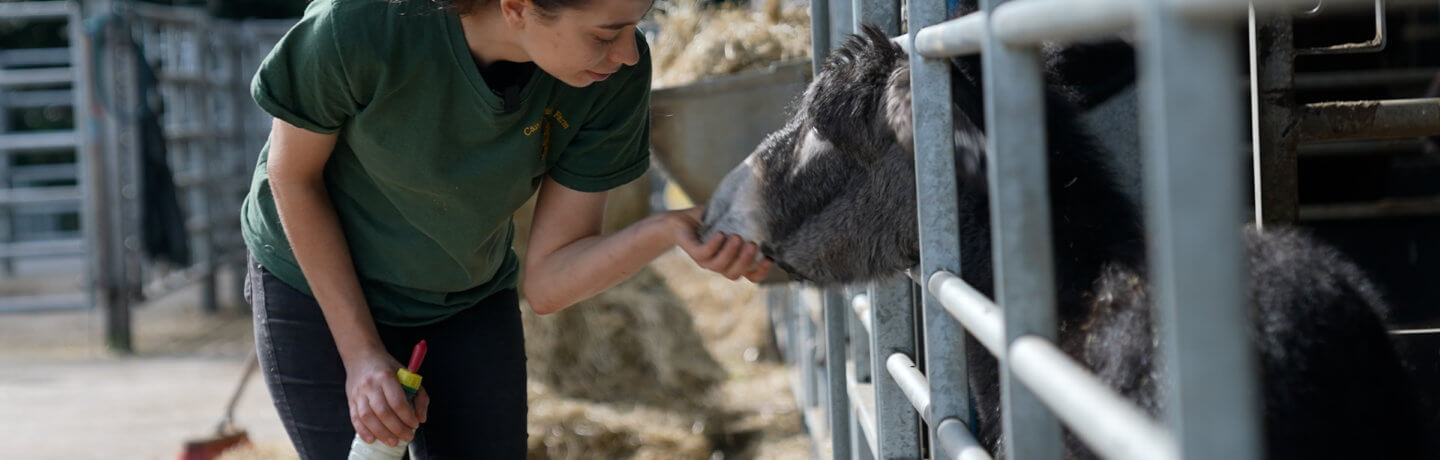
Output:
top-left (809, 125), bottom-right (828, 143)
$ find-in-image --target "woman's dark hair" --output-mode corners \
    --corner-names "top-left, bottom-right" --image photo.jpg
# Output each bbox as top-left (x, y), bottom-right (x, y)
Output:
top-left (422, 0), bottom-right (592, 15)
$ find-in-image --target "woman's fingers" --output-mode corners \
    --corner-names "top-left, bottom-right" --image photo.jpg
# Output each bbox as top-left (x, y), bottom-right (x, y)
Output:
top-left (724, 242), bottom-right (760, 280)
top-left (743, 258), bottom-right (774, 283)
top-left (684, 230), bottom-right (726, 263)
top-left (706, 235), bottom-right (743, 277)
top-left (382, 380), bottom-right (421, 430)
top-left (357, 395), bottom-right (396, 446)
top-left (679, 206), bottom-right (705, 222)
top-left (414, 387), bottom-right (429, 424)
top-left (350, 399), bottom-right (376, 443)
top-left (366, 392), bottom-right (411, 445)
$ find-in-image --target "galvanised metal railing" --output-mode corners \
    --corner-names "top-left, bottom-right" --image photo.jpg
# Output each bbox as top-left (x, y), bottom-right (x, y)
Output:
top-left (72, 0), bottom-right (295, 351)
top-left (767, 0), bottom-right (1427, 458)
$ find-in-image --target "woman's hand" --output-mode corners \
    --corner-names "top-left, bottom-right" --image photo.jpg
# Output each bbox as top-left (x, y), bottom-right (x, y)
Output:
top-left (343, 348), bottom-right (429, 446)
top-left (667, 207), bottom-right (773, 282)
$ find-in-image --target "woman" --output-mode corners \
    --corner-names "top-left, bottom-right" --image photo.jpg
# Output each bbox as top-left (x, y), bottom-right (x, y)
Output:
top-left (241, 0), bottom-right (771, 456)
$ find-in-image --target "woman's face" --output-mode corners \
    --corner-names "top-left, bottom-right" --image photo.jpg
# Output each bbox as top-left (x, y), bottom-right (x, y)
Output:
top-left (512, 0), bottom-right (651, 88)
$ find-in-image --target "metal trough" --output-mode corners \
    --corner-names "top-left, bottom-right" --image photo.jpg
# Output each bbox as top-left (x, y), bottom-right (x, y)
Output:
top-left (649, 60), bottom-right (813, 204)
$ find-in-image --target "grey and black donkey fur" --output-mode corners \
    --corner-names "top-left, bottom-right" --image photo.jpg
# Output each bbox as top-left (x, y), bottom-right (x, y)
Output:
top-left (701, 27), bottom-right (1424, 459)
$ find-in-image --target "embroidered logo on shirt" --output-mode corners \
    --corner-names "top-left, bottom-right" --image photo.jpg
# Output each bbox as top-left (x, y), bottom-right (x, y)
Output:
top-left (524, 109), bottom-right (571, 162)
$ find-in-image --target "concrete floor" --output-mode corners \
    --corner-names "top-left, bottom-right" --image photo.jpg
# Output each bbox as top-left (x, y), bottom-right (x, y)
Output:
top-left (0, 272), bottom-right (290, 460)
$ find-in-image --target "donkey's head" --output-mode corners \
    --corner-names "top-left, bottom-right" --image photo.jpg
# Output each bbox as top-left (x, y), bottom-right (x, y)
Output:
top-left (700, 26), bottom-right (986, 283)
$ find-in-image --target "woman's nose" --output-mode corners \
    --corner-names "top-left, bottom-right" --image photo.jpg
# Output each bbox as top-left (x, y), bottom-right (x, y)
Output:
top-left (609, 31), bottom-right (640, 67)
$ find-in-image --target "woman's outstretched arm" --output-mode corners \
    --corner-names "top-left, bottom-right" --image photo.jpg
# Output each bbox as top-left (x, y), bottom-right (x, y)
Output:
top-left (522, 176), bottom-right (771, 315)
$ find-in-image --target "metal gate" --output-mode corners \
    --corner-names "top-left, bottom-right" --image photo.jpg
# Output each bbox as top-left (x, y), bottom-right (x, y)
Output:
top-left (0, 0), bottom-right (296, 351)
top-left (769, 0), bottom-right (1437, 459)
top-left (79, 0), bottom-right (296, 351)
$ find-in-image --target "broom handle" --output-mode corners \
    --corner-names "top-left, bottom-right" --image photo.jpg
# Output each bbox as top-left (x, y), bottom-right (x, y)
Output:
top-left (218, 349), bottom-right (261, 433)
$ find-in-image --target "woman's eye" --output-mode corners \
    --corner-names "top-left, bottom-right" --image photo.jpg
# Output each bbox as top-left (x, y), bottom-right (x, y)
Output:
top-left (595, 35), bottom-right (619, 45)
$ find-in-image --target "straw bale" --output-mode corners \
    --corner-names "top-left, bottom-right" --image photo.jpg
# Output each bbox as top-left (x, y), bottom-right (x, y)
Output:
top-left (526, 381), bottom-right (715, 460)
top-left (522, 265), bottom-right (729, 409)
top-left (650, 0), bottom-right (812, 88)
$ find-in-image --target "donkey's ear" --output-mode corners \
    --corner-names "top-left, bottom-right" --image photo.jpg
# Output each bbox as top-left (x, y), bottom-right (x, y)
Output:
top-left (883, 64), bottom-right (915, 155)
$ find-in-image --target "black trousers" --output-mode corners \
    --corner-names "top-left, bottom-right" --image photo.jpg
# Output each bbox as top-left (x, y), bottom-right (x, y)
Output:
top-left (246, 258), bottom-right (528, 459)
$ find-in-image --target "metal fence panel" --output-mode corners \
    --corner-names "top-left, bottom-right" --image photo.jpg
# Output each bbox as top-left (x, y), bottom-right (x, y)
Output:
top-left (869, 273), bottom-right (922, 458)
top-left (908, 0), bottom-right (972, 457)
top-left (824, 288), bottom-right (853, 459)
top-left (1138, 0), bottom-right (1260, 458)
top-left (978, 0), bottom-right (1062, 457)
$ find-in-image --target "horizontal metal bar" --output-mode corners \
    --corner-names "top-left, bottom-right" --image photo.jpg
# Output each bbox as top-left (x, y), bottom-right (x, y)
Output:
top-left (1179, 0), bottom-right (1406, 21)
top-left (0, 186), bottom-right (81, 205)
top-left (935, 417), bottom-right (993, 460)
top-left (0, 68), bottom-right (73, 87)
top-left (1297, 139), bottom-right (1425, 157)
top-left (1297, 98), bottom-right (1440, 142)
top-left (913, 12), bottom-right (986, 58)
top-left (140, 260), bottom-right (218, 300)
top-left (892, 35), bottom-right (912, 54)
top-left (0, 130), bottom-right (77, 151)
top-left (164, 124), bottom-right (225, 141)
top-left (1009, 335), bottom-right (1178, 460)
top-left (885, 353), bottom-right (931, 424)
top-left (928, 271), bottom-right (1005, 356)
top-left (904, 0), bottom-right (1402, 60)
top-left (0, 238), bottom-right (85, 259)
top-left (0, 293), bottom-right (90, 314)
top-left (1298, 196), bottom-right (1440, 220)
top-left (173, 171), bottom-right (210, 188)
top-left (0, 1), bottom-right (70, 20)
top-left (10, 163), bottom-right (79, 184)
top-left (1295, 0), bottom-right (1385, 55)
top-left (992, 0), bottom-right (1134, 47)
top-left (1, 89), bottom-right (74, 108)
top-left (130, 2), bottom-right (210, 23)
top-left (851, 292), bottom-right (874, 335)
top-left (1294, 68), bottom-right (1439, 90)
top-left (157, 70), bottom-right (233, 86)
top-left (0, 48), bottom-right (72, 67)
top-left (847, 366), bottom-right (881, 459)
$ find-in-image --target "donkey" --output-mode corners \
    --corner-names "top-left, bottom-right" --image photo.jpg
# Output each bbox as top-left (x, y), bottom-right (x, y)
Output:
top-left (700, 27), bottom-right (1424, 459)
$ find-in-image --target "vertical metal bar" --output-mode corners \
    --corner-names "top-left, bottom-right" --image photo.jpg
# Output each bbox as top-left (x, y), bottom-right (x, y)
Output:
top-left (0, 88), bottom-right (12, 277)
top-left (102, 7), bottom-right (136, 353)
top-left (810, 0), bottom-right (831, 75)
top-left (224, 26), bottom-right (248, 308)
top-left (854, 0), bottom-right (900, 35)
top-left (869, 273), bottom-right (921, 458)
top-left (1248, 6), bottom-right (1298, 227)
top-left (852, 411), bottom-right (876, 460)
top-left (830, 0), bottom-right (855, 49)
top-left (197, 18), bottom-right (219, 313)
top-left (768, 286), bottom-right (788, 359)
top-left (849, 287), bottom-right (872, 382)
top-left (824, 287), bottom-right (853, 459)
top-left (1139, 1), bottom-right (1260, 459)
top-left (796, 285), bottom-right (817, 411)
top-left (72, 0), bottom-right (102, 316)
top-left (909, 0), bottom-right (970, 455)
top-left (980, 0), bottom-right (1061, 457)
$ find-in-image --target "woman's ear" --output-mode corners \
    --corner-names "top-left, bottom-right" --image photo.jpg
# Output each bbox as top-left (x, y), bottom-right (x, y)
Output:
top-left (499, 0), bottom-right (528, 29)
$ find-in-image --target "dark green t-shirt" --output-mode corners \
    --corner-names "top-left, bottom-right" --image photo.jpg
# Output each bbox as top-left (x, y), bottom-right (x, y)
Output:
top-left (242, 0), bottom-right (651, 326)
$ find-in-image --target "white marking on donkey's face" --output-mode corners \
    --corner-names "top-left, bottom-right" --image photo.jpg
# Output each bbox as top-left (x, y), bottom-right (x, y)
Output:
top-left (791, 127), bottom-right (832, 179)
